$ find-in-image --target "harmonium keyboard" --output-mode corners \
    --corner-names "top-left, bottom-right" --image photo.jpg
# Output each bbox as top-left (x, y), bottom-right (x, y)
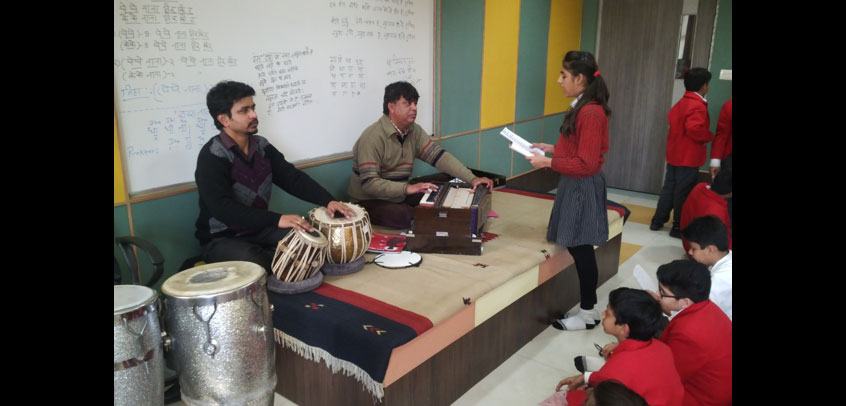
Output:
top-left (406, 181), bottom-right (492, 255)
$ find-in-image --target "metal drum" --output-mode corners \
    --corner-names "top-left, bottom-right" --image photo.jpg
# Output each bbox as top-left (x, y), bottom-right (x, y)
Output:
top-left (162, 261), bottom-right (276, 406)
top-left (114, 285), bottom-right (164, 406)
top-left (309, 203), bottom-right (372, 264)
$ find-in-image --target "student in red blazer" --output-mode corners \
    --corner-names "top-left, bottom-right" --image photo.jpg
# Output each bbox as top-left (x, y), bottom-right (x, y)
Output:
top-left (556, 288), bottom-right (685, 406)
top-left (709, 97), bottom-right (732, 178)
top-left (680, 157), bottom-right (732, 254)
top-left (654, 260), bottom-right (732, 406)
top-left (651, 68), bottom-right (714, 238)
top-left (527, 50), bottom-right (612, 331)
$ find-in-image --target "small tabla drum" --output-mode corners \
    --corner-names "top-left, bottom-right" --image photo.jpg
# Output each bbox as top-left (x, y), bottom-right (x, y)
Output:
top-left (161, 261), bottom-right (276, 406)
top-left (309, 203), bottom-right (372, 264)
top-left (114, 285), bottom-right (164, 406)
top-left (271, 228), bottom-right (328, 282)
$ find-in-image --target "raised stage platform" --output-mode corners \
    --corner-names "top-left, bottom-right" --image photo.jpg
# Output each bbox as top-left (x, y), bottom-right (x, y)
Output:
top-left (271, 188), bottom-right (625, 405)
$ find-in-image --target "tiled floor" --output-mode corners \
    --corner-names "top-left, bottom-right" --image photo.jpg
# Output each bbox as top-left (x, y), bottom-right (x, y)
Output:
top-left (165, 188), bottom-right (686, 406)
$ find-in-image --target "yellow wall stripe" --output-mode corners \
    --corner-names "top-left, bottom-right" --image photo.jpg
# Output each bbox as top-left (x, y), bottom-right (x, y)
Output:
top-left (480, 0), bottom-right (521, 129)
top-left (544, 0), bottom-right (583, 116)
top-left (115, 113), bottom-right (127, 204)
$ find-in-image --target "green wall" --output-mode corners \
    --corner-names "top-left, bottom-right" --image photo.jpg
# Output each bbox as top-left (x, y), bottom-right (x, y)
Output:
top-left (708, 0), bottom-right (732, 115)
top-left (705, 0), bottom-right (732, 169)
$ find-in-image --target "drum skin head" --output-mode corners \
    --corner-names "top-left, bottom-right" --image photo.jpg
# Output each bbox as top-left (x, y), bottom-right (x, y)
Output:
top-left (310, 203), bottom-right (366, 225)
top-left (162, 261), bottom-right (265, 298)
top-left (373, 251), bottom-right (422, 269)
top-left (114, 285), bottom-right (157, 314)
top-left (296, 228), bottom-right (329, 245)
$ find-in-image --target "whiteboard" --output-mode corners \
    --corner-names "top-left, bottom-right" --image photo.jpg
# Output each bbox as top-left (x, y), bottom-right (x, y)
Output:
top-left (114, 0), bottom-right (434, 194)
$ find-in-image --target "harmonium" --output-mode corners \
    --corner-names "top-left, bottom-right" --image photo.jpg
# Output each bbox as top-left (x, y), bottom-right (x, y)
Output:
top-left (405, 170), bottom-right (505, 255)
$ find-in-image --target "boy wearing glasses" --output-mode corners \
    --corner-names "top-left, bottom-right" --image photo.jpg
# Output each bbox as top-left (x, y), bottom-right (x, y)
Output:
top-left (653, 260), bottom-right (732, 406)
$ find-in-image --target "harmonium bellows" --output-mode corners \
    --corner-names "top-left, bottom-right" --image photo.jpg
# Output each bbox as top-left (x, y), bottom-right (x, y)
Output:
top-left (406, 182), bottom-right (492, 255)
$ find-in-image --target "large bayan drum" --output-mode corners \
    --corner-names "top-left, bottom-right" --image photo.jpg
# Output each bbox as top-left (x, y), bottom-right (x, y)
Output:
top-left (309, 203), bottom-right (372, 264)
top-left (271, 228), bottom-right (328, 282)
top-left (162, 261), bottom-right (276, 406)
top-left (114, 285), bottom-right (164, 406)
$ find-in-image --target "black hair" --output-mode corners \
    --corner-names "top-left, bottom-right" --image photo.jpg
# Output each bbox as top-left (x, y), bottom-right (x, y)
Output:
top-left (607, 288), bottom-right (662, 341)
top-left (206, 81), bottom-right (256, 130)
top-left (710, 155), bottom-right (732, 195)
top-left (681, 215), bottom-right (729, 252)
top-left (656, 259), bottom-right (712, 303)
top-left (559, 50), bottom-right (611, 137)
top-left (383, 81), bottom-right (420, 115)
top-left (588, 380), bottom-right (648, 406)
top-left (684, 67), bottom-right (712, 92)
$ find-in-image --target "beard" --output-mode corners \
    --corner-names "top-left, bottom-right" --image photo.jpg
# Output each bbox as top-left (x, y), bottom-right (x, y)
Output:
top-left (247, 120), bottom-right (259, 135)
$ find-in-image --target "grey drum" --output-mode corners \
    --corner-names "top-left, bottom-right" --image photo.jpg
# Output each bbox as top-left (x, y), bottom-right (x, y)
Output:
top-left (162, 261), bottom-right (276, 406)
top-left (114, 285), bottom-right (164, 406)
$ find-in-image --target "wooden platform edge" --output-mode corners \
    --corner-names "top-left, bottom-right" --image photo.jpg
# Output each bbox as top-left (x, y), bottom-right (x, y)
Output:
top-left (274, 233), bottom-right (623, 405)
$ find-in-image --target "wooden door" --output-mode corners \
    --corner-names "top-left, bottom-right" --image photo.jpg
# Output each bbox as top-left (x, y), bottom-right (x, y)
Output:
top-left (597, 0), bottom-right (715, 193)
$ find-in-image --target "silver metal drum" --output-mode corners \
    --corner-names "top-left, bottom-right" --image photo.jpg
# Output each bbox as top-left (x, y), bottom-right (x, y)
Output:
top-left (162, 261), bottom-right (276, 406)
top-left (114, 285), bottom-right (164, 406)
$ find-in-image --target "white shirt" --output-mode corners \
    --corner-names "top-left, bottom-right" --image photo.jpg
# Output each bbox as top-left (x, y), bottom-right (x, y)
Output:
top-left (570, 93), bottom-right (583, 109)
top-left (708, 250), bottom-right (732, 320)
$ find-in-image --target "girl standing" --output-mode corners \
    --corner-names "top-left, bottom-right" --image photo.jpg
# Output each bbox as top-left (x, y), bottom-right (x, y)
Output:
top-left (528, 50), bottom-right (611, 330)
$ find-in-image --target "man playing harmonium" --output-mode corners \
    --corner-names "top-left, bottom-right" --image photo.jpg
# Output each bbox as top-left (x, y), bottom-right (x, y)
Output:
top-left (347, 81), bottom-right (493, 229)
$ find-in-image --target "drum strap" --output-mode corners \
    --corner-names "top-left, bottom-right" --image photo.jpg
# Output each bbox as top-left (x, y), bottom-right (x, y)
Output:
top-left (193, 302), bottom-right (219, 357)
top-left (114, 347), bottom-right (159, 373)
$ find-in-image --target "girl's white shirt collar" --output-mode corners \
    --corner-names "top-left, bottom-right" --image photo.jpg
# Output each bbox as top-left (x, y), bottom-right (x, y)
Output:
top-left (570, 93), bottom-right (583, 109)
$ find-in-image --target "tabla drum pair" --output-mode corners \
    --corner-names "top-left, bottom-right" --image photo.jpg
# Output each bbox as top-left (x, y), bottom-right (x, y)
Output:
top-left (114, 285), bottom-right (164, 406)
top-left (161, 261), bottom-right (276, 406)
top-left (268, 203), bottom-right (372, 291)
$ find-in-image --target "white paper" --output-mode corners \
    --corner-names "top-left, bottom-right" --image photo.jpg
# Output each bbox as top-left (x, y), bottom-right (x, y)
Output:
top-left (509, 142), bottom-right (535, 158)
top-left (633, 264), bottom-right (658, 292)
top-left (500, 127), bottom-right (546, 157)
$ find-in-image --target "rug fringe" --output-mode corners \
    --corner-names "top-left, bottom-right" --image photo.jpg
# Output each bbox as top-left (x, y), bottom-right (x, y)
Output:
top-left (274, 329), bottom-right (385, 401)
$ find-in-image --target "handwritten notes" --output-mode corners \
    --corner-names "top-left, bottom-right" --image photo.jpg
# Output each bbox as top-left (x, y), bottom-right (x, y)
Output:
top-left (114, 0), bottom-right (433, 194)
top-left (329, 55), bottom-right (367, 97)
top-left (329, 0), bottom-right (417, 41)
top-left (254, 48), bottom-right (316, 116)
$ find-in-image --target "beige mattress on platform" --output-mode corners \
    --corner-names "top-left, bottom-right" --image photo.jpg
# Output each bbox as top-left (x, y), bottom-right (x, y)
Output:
top-left (316, 190), bottom-right (623, 386)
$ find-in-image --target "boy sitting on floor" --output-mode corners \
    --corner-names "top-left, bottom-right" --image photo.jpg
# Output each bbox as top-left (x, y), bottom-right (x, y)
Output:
top-left (653, 259), bottom-right (732, 406)
top-left (681, 216), bottom-right (732, 320)
top-left (556, 288), bottom-right (684, 406)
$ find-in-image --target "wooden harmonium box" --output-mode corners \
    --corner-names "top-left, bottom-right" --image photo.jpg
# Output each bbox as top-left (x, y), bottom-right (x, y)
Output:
top-left (406, 182), bottom-right (491, 255)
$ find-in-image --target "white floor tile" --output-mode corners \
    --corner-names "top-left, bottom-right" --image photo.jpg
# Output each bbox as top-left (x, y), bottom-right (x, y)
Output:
top-left (624, 196), bottom-right (660, 208)
top-left (606, 192), bottom-right (630, 203)
top-left (516, 322), bottom-right (610, 374)
top-left (451, 353), bottom-right (572, 406)
top-left (608, 188), bottom-right (660, 202)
